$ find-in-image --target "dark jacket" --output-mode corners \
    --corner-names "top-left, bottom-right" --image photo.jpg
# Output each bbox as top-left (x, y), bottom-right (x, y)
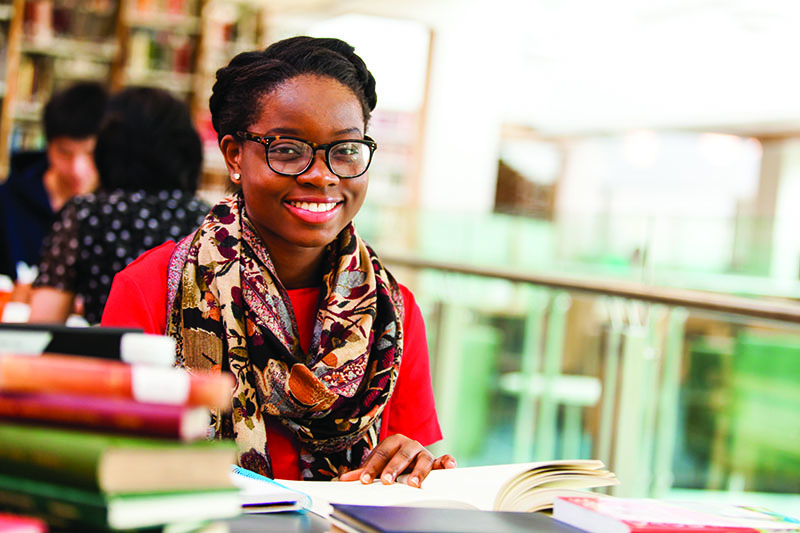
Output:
top-left (0, 151), bottom-right (52, 280)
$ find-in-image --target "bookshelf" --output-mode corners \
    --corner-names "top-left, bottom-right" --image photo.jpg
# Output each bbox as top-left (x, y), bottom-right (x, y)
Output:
top-left (0, 0), bottom-right (121, 175)
top-left (0, 0), bottom-right (24, 176)
top-left (0, 0), bottom-right (269, 182)
top-left (111, 0), bottom-right (201, 94)
top-left (192, 0), bottom-right (267, 194)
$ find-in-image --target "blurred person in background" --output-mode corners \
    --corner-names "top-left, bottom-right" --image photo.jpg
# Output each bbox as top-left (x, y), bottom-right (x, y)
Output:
top-left (27, 86), bottom-right (210, 324)
top-left (0, 81), bottom-right (108, 281)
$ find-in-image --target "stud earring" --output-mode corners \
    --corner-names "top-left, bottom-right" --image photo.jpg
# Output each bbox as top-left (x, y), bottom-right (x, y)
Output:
top-left (232, 173), bottom-right (241, 182)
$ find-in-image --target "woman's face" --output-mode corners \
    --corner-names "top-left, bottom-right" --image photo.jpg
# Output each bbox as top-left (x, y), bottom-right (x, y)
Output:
top-left (225, 74), bottom-right (369, 256)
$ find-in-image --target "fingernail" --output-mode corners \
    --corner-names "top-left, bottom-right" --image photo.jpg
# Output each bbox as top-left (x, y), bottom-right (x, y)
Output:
top-left (409, 476), bottom-right (420, 487)
top-left (447, 459), bottom-right (457, 468)
top-left (361, 473), bottom-right (371, 484)
top-left (382, 473), bottom-right (394, 484)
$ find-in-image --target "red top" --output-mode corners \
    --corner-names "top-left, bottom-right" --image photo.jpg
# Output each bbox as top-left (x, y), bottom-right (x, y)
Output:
top-left (102, 242), bottom-right (442, 480)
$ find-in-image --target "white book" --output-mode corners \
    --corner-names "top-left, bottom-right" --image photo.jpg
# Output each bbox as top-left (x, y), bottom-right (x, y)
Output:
top-left (277, 459), bottom-right (617, 517)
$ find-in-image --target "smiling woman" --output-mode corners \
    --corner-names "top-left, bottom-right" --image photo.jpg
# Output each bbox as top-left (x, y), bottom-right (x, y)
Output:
top-left (101, 36), bottom-right (455, 487)
top-left (224, 74), bottom-right (371, 277)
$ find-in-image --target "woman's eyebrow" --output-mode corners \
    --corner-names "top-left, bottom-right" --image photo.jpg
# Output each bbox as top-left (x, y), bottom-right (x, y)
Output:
top-left (333, 127), bottom-right (363, 136)
top-left (264, 127), bottom-right (302, 136)
top-left (263, 127), bottom-right (363, 137)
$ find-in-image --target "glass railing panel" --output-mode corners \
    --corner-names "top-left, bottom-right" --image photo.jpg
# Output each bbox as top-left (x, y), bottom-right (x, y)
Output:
top-left (383, 264), bottom-right (800, 516)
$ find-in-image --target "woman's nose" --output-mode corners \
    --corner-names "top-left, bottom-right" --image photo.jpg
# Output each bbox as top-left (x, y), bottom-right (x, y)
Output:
top-left (295, 152), bottom-right (339, 187)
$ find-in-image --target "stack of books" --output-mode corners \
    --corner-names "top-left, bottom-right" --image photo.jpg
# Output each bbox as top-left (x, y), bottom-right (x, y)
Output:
top-left (0, 331), bottom-right (241, 532)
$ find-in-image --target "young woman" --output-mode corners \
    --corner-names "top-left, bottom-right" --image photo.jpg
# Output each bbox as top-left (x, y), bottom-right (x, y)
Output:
top-left (102, 36), bottom-right (455, 486)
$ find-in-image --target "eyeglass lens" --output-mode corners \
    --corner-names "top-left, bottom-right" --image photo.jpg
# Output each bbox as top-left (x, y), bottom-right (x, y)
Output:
top-left (267, 139), bottom-right (371, 177)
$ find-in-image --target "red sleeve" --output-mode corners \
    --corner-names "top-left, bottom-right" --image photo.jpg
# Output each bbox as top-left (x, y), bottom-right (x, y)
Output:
top-left (101, 242), bottom-right (175, 334)
top-left (379, 285), bottom-right (443, 446)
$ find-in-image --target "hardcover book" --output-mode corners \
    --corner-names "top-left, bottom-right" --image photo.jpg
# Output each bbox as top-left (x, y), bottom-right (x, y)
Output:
top-left (0, 512), bottom-right (46, 533)
top-left (0, 392), bottom-right (210, 441)
top-left (0, 472), bottom-right (241, 531)
top-left (0, 323), bottom-right (175, 366)
top-left (329, 503), bottom-right (586, 533)
top-left (0, 423), bottom-right (238, 493)
top-left (553, 495), bottom-right (800, 532)
top-left (277, 459), bottom-right (617, 516)
top-left (0, 353), bottom-right (234, 409)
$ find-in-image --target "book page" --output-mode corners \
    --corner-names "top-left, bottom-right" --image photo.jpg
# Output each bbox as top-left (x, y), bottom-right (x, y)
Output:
top-left (277, 479), bottom-right (473, 517)
top-left (497, 468), bottom-right (618, 511)
top-left (278, 459), bottom-right (609, 514)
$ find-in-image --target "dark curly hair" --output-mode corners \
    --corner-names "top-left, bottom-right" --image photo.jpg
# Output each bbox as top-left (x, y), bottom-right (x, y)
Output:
top-left (94, 87), bottom-right (203, 194)
top-left (209, 36), bottom-right (377, 144)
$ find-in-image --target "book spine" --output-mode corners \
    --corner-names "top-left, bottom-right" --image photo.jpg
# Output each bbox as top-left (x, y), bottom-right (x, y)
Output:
top-left (0, 325), bottom-right (175, 366)
top-left (0, 392), bottom-right (208, 441)
top-left (0, 354), bottom-right (233, 409)
top-left (0, 472), bottom-right (109, 530)
top-left (0, 512), bottom-right (47, 533)
top-left (0, 422), bottom-right (236, 493)
top-left (0, 423), bottom-right (106, 490)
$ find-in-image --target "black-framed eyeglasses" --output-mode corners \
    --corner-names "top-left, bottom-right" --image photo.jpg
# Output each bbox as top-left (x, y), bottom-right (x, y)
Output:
top-left (236, 131), bottom-right (378, 179)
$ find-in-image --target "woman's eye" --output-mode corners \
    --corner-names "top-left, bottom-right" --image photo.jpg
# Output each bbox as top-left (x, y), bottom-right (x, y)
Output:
top-left (269, 142), bottom-right (305, 160)
top-left (331, 144), bottom-right (360, 160)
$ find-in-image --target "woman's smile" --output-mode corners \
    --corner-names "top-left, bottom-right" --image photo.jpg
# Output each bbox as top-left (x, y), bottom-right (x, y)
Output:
top-left (284, 197), bottom-right (343, 223)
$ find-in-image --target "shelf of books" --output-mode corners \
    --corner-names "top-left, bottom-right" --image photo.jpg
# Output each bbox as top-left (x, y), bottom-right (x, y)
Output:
top-left (0, 0), bottom-right (269, 180)
top-left (0, 0), bottom-right (121, 173)
top-left (117, 0), bottom-right (200, 92)
top-left (192, 0), bottom-right (266, 195)
top-left (0, 0), bottom-right (23, 175)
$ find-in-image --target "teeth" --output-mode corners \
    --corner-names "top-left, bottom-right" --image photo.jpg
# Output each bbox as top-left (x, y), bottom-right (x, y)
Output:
top-left (290, 201), bottom-right (337, 212)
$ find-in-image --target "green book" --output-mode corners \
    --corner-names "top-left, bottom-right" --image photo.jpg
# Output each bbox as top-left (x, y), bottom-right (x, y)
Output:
top-left (0, 423), bottom-right (237, 493)
top-left (0, 472), bottom-right (241, 531)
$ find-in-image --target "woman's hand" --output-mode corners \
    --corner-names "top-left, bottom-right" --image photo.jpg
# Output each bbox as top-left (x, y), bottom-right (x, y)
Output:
top-left (338, 434), bottom-right (457, 488)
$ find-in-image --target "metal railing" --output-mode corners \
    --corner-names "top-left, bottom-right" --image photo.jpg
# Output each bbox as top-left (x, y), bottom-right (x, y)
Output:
top-left (383, 252), bottom-right (800, 503)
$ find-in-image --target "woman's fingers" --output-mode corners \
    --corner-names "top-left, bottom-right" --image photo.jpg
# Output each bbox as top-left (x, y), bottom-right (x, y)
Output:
top-left (336, 435), bottom-right (456, 488)
top-left (360, 436), bottom-right (410, 484)
top-left (376, 439), bottom-right (429, 486)
top-left (338, 467), bottom-right (363, 482)
top-left (403, 450), bottom-right (435, 487)
top-left (432, 454), bottom-right (458, 470)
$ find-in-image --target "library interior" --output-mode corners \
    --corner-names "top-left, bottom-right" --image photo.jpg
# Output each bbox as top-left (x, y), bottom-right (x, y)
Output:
top-left (0, 0), bottom-right (799, 532)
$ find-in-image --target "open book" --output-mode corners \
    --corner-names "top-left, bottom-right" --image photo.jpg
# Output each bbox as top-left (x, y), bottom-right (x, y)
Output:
top-left (277, 459), bottom-right (617, 516)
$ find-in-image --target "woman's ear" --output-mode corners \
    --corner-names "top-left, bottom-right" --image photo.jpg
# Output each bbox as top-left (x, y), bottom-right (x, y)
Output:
top-left (219, 134), bottom-right (243, 185)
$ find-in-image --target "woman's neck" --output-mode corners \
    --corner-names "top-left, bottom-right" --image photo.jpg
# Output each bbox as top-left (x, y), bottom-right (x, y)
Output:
top-left (268, 244), bottom-right (326, 290)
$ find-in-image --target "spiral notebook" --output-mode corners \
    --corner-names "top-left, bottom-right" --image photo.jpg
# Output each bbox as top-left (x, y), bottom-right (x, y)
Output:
top-left (230, 465), bottom-right (311, 514)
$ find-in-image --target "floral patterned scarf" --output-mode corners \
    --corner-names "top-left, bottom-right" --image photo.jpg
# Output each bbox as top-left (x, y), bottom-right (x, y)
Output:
top-left (166, 192), bottom-right (403, 480)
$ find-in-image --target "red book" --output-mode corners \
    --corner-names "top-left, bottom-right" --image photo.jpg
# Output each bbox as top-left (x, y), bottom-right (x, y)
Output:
top-left (0, 354), bottom-right (234, 410)
top-left (0, 392), bottom-right (210, 441)
top-left (553, 496), bottom-right (799, 532)
top-left (0, 512), bottom-right (47, 533)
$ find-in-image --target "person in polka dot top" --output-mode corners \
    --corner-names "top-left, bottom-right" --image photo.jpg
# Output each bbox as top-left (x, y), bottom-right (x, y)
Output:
top-left (27, 87), bottom-right (210, 324)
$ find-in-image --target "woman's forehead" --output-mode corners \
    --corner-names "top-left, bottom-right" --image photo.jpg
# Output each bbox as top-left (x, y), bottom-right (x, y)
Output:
top-left (250, 75), bottom-right (365, 134)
